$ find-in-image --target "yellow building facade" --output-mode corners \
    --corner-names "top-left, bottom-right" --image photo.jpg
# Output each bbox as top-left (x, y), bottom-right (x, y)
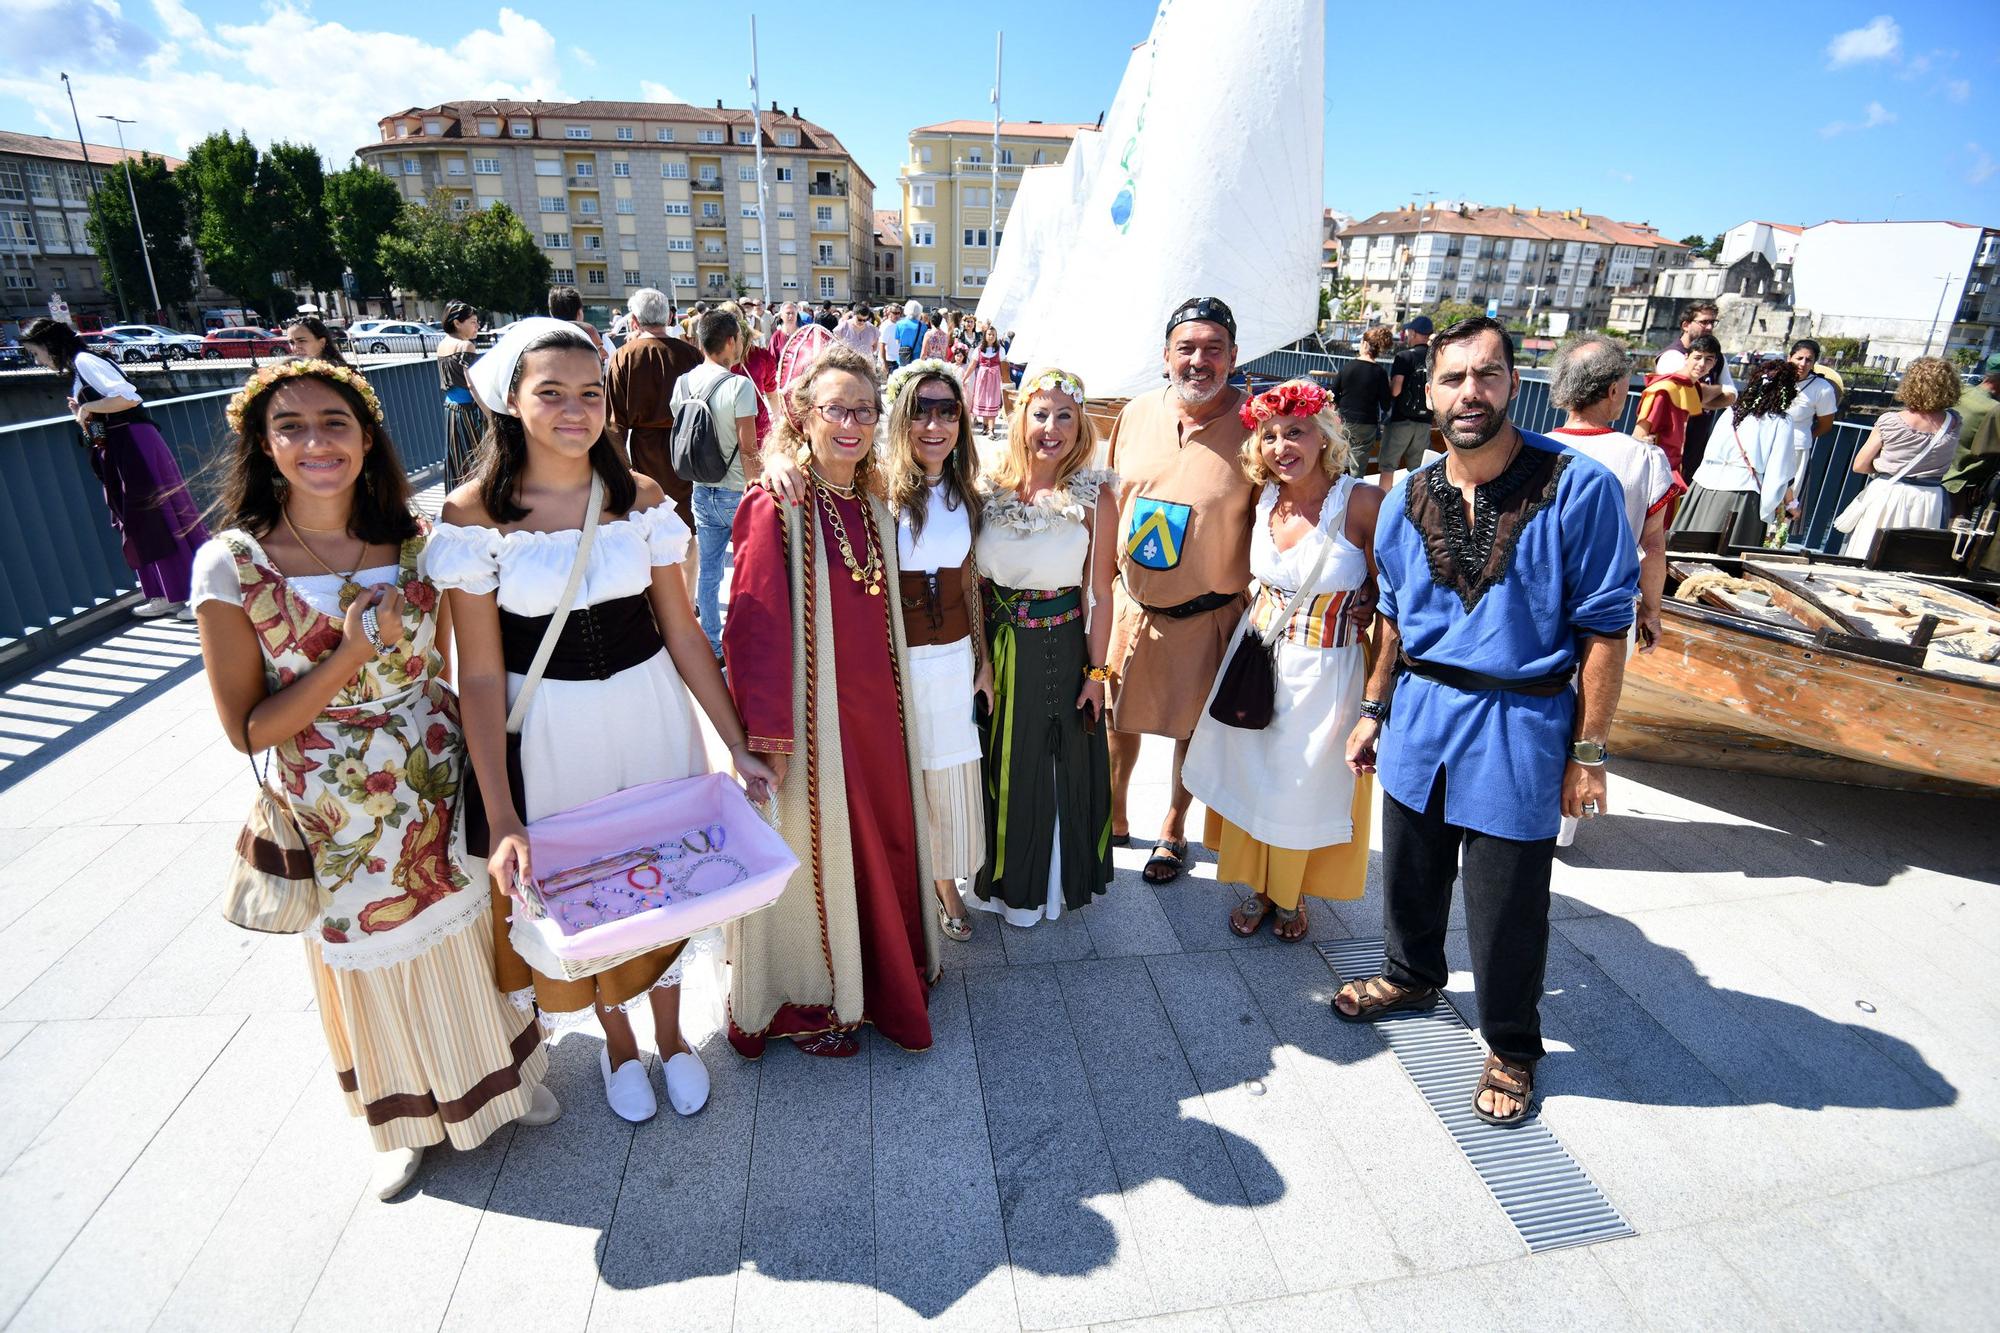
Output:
top-left (898, 120), bottom-right (1095, 307)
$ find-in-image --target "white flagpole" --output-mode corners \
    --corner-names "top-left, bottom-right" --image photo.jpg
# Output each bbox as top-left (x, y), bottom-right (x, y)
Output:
top-left (990, 33), bottom-right (1002, 277)
top-left (749, 15), bottom-right (773, 304)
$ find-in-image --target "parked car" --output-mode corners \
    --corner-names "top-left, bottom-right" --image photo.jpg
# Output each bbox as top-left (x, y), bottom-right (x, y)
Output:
top-left (349, 321), bottom-right (444, 355)
top-left (103, 324), bottom-right (205, 361)
top-left (199, 326), bottom-right (289, 359)
top-left (0, 335), bottom-right (28, 371)
top-left (80, 330), bottom-right (158, 364)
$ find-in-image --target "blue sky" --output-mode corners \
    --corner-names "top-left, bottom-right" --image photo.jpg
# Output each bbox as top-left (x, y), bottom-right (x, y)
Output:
top-left (3, 1), bottom-right (1993, 239)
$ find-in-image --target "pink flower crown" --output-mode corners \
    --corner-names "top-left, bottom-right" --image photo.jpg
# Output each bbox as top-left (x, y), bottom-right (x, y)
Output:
top-left (1238, 379), bottom-right (1327, 430)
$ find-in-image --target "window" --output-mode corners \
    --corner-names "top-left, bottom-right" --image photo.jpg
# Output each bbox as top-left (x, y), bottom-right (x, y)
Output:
top-left (538, 197), bottom-right (566, 213)
top-left (616, 198), bottom-right (635, 214)
top-left (738, 165), bottom-right (757, 181)
top-left (962, 228), bottom-right (988, 248)
top-left (565, 126), bottom-right (591, 139)
top-left (616, 126), bottom-right (634, 141)
top-left (776, 206), bottom-right (795, 220)
top-left (910, 183), bottom-right (935, 207)
top-left (815, 205), bottom-right (833, 225)
top-left (545, 232), bottom-right (570, 248)
top-left (446, 159), bottom-right (466, 175)
top-left (774, 167), bottom-right (793, 183)
top-left (816, 243), bottom-right (835, 263)
top-left (553, 267), bottom-right (575, 283)
top-left (999, 148), bottom-right (1013, 165)
top-left (534, 159), bottom-right (561, 176)
top-left (612, 162), bottom-right (630, 177)
top-left (620, 235), bottom-right (637, 250)
top-left (741, 205), bottom-right (759, 218)
top-left (577, 197), bottom-right (598, 214)
top-left (961, 268), bottom-right (988, 288)
top-left (967, 149), bottom-right (982, 164)
top-left (909, 262), bottom-right (935, 286)
top-left (672, 274), bottom-right (696, 288)
top-left (743, 240), bottom-right (760, 253)
top-left (963, 187), bottom-right (988, 208)
top-left (572, 161), bottom-right (594, 177)
top-left (656, 128), bottom-right (675, 142)
top-left (583, 234), bottom-right (603, 250)
top-left (402, 159), bottom-right (421, 175)
top-left (473, 157), bottom-right (500, 174)
top-left (585, 267), bottom-right (606, 284)
top-left (1033, 150), bottom-right (1046, 164)
top-left (37, 212), bottom-right (68, 251)
top-left (697, 169), bottom-right (719, 185)
top-left (511, 122), bottom-right (532, 137)
top-left (424, 119), bottom-right (444, 135)
top-left (662, 162), bottom-right (688, 179)
top-left (701, 202), bottom-right (720, 219)
top-left (909, 223), bottom-right (934, 247)
top-left (778, 130), bottom-right (797, 146)
top-left (48, 268), bottom-right (64, 289)
top-left (451, 196), bottom-right (471, 213)
top-left (665, 202), bottom-right (691, 215)
top-left (819, 275), bottom-right (836, 298)
top-left (781, 276), bottom-right (799, 289)
top-left (918, 146), bottom-right (932, 163)
top-left (0, 165), bottom-right (21, 202)
top-left (698, 128), bottom-right (724, 144)
top-left (703, 240), bottom-right (724, 255)
top-left (668, 238), bottom-right (693, 251)
top-left (736, 129), bottom-right (755, 145)
top-left (778, 240), bottom-right (797, 255)
top-left (624, 269), bottom-right (641, 285)
top-left (479, 120), bottom-right (499, 136)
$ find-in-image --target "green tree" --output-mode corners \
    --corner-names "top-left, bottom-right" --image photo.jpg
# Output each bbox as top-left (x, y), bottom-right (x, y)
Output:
top-left (84, 153), bottom-right (198, 316)
top-left (378, 191), bottom-right (470, 302)
top-left (1950, 345), bottom-right (1978, 371)
top-left (324, 163), bottom-right (403, 305)
top-left (1425, 299), bottom-right (1484, 330)
top-left (182, 131), bottom-right (282, 317)
top-left (1818, 335), bottom-right (1864, 366)
top-left (261, 142), bottom-right (343, 298)
top-left (459, 203), bottom-right (551, 315)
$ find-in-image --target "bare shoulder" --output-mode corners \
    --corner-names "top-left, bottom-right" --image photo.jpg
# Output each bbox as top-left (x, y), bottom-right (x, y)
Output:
top-left (1348, 480), bottom-right (1387, 518)
top-left (630, 471), bottom-right (667, 511)
top-left (441, 482), bottom-right (495, 528)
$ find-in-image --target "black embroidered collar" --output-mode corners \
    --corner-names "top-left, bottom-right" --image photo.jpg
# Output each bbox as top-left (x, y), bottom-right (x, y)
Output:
top-left (1406, 441), bottom-right (1569, 612)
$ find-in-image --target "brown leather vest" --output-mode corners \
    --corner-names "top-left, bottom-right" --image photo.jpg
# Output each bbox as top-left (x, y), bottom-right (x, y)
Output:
top-left (899, 566), bottom-right (972, 647)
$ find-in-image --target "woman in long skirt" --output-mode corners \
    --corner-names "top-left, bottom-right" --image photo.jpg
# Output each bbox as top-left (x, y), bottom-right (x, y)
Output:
top-left (437, 301), bottom-right (483, 491)
top-left (968, 328), bottom-right (1006, 436)
top-left (192, 358), bottom-right (560, 1202)
top-left (969, 368), bottom-right (1117, 927)
top-left (1838, 357), bottom-right (1961, 556)
top-left (1672, 359), bottom-right (1807, 549)
top-left (23, 318), bottom-right (208, 620)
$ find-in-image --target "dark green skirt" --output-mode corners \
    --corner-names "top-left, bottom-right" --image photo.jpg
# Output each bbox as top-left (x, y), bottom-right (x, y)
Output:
top-left (972, 586), bottom-right (1112, 921)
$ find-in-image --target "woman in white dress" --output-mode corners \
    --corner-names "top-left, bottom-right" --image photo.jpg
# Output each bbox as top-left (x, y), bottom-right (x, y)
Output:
top-left (1671, 360), bottom-right (1808, 549)
top-left (1184, 380), bottom-right (1384, 941)
top-left (883, 358), bottom-right (991, 940)
top-left (1839, 356), bottom-right (1962, 557)
top-left (431, 319), bottom-right (775, 1124)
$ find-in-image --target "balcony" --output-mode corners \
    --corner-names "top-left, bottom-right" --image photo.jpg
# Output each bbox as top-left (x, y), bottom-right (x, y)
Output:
top-left (692, 177), bottom-right (724, 192)
top-left (806, 180), bottom-right (845, 197)
top-left (567, 175), bottom-right (598, 189)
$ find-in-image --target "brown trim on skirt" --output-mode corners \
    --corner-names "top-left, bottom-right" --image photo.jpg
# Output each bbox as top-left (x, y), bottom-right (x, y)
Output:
top-left (344, 1017), bottom-right (542, 1126)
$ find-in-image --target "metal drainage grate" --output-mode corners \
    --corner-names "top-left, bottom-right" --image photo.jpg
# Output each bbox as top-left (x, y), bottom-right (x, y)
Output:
top-left (1318, 937), bottom-right (1634, 1254)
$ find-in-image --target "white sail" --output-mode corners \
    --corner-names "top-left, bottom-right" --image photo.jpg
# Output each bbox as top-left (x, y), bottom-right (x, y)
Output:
top-left (992, 125), bottom-right (1106, 369)
top-left (1001, 0), bottom-right (1325, 398)
top-left (973, 161), bottom-right (1064, 341)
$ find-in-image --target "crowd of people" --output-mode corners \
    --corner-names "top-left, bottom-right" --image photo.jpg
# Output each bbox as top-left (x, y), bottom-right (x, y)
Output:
top-left (16, 273), bottom-right (1994, 1200)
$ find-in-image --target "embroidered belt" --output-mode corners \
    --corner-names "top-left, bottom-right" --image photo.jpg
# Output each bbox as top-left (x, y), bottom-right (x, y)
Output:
top-left (985, 585), bottom-right (1083, 630)
top-left (899, 569), bottom-right (971, 646)
top-left (1251, 584), bottom-right (1355, 650)
top-left (1136, 589), bottom-right (1237, 620)
top-left (498, 594), bottom-right (662, 681)
top-left (1398, 651), bottom-right (1573, 697)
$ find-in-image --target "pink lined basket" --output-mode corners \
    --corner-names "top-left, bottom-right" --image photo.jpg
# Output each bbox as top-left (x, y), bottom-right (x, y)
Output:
top-left (508, 771), bottom-right (797, 981)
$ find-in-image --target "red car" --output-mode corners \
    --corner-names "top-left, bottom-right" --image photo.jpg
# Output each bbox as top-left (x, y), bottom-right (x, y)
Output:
top-left (199, 327), bottom-right (288, 359)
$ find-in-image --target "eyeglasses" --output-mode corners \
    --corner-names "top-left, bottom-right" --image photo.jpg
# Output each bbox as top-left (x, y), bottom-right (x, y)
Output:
top-left (913, 396), bottom-right (961, 422)
top-left (813, 403), bottom-right (880, 426)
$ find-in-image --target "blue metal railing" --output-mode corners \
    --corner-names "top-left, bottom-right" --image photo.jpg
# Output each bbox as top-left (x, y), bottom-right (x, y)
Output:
top-left (1, 358), bottom-right (448, 660)
top-left (1241, 348), bottom-right (1869, 551)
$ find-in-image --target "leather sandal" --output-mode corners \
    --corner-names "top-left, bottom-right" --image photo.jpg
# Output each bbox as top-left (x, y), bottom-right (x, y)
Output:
top-left (1142, 839), bottom-right (1189, 884)
top-left (1330, 974), bottom-right (1440, 1024)
top-left (1272, 904), bottom-right (1308, 942)
top-left (1472, 1052), bottom-right (1535, 1126)
top-left (938, 904), bottom-right (973, 942)
top-left (1229, 895), bottom-right (1273, 937)
top-left (794, 1030), bottom-right (860, 1058)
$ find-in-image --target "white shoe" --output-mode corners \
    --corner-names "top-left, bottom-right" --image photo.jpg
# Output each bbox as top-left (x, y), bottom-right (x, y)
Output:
top-left (599, 1047), bottom-right (657, 1122)
top-left (132, 598), bottom-right (174, 619)
top-left (515, 1081), bottom-right (562, 1127)
top-left (174, 604), bottom-right (195, 622)
top-left (371, 1145), bottom-right (425, 1200)
top-left (662, 1048), bottom-right (710, 1116)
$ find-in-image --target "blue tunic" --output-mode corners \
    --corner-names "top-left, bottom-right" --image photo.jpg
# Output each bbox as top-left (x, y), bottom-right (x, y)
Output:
top-left (1374, 431), bottom-right (1638, 841)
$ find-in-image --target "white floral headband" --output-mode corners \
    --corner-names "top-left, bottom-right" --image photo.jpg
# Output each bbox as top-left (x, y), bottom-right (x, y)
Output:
top-left (1023, 367), bottom-right (1086, 401)
top-left (884, 357), bottom-right (962, 405)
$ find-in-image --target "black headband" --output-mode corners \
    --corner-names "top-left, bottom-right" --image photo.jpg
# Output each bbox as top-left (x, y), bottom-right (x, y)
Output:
top-left (1165, 296), bottom-right (1236, 342)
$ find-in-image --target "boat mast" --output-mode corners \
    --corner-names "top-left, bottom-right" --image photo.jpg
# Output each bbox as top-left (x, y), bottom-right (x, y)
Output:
top-left (991, 33), bottom-right (1003, 281)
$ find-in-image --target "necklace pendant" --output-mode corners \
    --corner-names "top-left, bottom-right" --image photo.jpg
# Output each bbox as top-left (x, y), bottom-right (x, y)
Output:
top-left (851, 568), bottom-right (865, 583)
top-left (339, 580), bottom-right (361, 610)
top-left (867, 582), bottom-right (882, 596)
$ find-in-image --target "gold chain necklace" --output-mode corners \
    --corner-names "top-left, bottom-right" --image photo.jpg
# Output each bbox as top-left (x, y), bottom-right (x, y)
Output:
top-left (814, 482), bottom-right (883, 595)
top-left (810, 466), bottom-right (858, 499)
top-left (282, 508), bottom-right (366, 609)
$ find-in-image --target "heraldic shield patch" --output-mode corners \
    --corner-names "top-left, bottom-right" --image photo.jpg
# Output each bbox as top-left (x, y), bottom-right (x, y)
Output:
top-left (1125, 496), bottom-right (1191, 570)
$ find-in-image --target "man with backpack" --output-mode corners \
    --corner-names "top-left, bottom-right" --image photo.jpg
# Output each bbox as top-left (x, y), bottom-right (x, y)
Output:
top-left (1381, 314), bottom-right (1435, 490)
top-left (894, 300), bottom-right (924, 368)
top-left (672, 309), bottom-right (761, 656)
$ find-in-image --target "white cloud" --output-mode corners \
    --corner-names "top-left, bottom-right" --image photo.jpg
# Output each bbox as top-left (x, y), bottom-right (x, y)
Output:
top-left (1970, 143), bottom-right (1998, 187)
top-left (570, 45), bottom-right (597, 68)
top-left (1, 2), bottom-right (572, 165)
top-left (639, 80), bottom-right (683, 105)
top-left (1819, 100), bottom-right (1897, 138)
top-left (1946, 79), bottom-right (1971, 103)
top-left (1826, 15), bottom-right (1901, 68)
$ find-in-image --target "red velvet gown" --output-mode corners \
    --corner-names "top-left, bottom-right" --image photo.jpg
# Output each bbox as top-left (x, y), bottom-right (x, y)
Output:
top-left (723, 484), bottom-right (932, 1053)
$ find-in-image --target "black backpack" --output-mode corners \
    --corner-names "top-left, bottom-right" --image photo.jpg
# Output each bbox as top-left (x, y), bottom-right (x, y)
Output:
top-left (669, 370), bottom-right (740, 484)
top-left (1393, 349), bottom-right (1432, 422)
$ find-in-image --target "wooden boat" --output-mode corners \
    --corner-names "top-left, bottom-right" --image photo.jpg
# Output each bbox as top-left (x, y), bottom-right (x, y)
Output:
top-left (1615, 553), bottom-right (2000, 795)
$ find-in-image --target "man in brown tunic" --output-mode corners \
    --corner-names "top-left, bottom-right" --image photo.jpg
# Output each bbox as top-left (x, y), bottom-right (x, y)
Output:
top-left (1106, 297), bottom-right (1258, 883)
top-left (607, 287), bottom-right (703, 593)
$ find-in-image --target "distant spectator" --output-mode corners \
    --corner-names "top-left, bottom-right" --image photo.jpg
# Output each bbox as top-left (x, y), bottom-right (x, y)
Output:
top-left (1334, 326), bottom-right (1395, 479)
top-left (815, 304), bottom-right (839, 332)
top-left (284, 314), bottom-right (349, 368)
top-left (607, 287), bottom-right (704, 596)
top-left (674, 310), bottom-right (763, 655)
top-left (434, 301), bottom-right (481, 490)
top-left (1786, 339), bottom-right (1839, 440)
top-left (1634, 330), bottom-right (1720, 493)
top-left (835, 302), bottom-right (877, 359)
top-left (1671, 359), bottom-right (1803, 549)
top-left (1839, 357), bottom-right (1962, 557)
top-left (1942, 353), bottom-right (2000, 513)
top-left (1381, 314), bottom-right (1434, 489)
top-left (1654, 302), bottom-right (1735, 477)
top-left (921, 311), bottom-right (949, 361)
top-left (878, 304), bottom-right (901, 372)
top-left (895, 300), bottom-right (924, 368)
top-left (548, 285), bottom-right (608, 369)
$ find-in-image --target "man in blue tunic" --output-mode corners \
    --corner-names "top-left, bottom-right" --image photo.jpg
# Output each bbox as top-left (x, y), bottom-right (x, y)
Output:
top-left (1336, 317), bottom-right (1639, 1126)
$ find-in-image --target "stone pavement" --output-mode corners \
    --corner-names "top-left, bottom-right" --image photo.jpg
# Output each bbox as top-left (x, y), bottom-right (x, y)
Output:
top-left (0, 610), bottom-right (1996, 1332)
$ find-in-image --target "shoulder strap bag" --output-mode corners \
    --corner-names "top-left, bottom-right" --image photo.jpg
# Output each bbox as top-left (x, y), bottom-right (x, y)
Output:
top-left (1832, 420), bottom-right (1945, 535)
top-left (1204, 514), bottom-right (1337, 731)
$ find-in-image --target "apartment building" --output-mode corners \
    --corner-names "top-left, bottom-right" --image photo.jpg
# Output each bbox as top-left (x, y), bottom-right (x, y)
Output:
top-left (1339, 202), bottom-right (1687, 332)
top-left (899, 119), bottom-right (1097, 305)
top-left (0, 130), bottom-right (179, 325)
top-left (357, 100), bottom-right (874, 312)
top-left (1790, 219), bottom-right (2000, 367)
top-left (871, 210), bottom-right (902, 301)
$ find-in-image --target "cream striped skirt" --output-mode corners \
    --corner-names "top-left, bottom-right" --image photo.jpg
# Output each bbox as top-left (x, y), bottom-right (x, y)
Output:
top-left (306, 899), bottom-right (547, 1153)
top-left (924, 759), bottom-right (985, 882)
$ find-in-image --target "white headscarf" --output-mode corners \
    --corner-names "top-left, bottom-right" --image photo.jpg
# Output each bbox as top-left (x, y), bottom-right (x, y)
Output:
top-left (466, 316), bottom-right (597, 417)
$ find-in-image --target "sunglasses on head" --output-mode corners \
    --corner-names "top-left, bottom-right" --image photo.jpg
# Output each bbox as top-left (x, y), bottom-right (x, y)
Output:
top-left (913, 394), bottom-right (961, 422)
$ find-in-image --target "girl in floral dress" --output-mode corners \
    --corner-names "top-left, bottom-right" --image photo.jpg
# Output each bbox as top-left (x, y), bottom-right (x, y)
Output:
top-left (192, 360), bottom-right (560, 1203)
top-left (968, 328), bottom-right (1007, 437)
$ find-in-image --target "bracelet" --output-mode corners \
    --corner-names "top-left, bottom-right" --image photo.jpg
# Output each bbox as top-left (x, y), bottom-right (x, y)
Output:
top-left (1083, 664), bottom-right (1111, 683)
top-left (360, 606), bottom-right (385, 653)
top-left (1358, 697), bottom-right (1389, 722)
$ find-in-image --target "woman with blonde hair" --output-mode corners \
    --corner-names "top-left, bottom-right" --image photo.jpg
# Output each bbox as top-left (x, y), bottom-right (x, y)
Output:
top-left (724, 343), bottom-right (940, 1058)
top-left (1838, 356), bottom-right (1962, 556)
top-left (1183, 379), bottom-right (1385, 941)
top-left (969, 368), bottom-right (1118, 927)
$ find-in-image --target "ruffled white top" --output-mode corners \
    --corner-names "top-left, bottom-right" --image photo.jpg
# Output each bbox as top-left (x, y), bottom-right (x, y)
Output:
top-left (973, 467), bottom-right (1116, 591)
top-left (423, 502), bottom-right (710, 825)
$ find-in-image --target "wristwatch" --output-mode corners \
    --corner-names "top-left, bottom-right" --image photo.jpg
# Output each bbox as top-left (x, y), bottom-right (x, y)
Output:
top-left (1083, 664), bottom-right (1112, 683)
top-left (1358, 697), bottom-right (1389, 722)
top-left (1570, 740), bottom-right (1608, 766)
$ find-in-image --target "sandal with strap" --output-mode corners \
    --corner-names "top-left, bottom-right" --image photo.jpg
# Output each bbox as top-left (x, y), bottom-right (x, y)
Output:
top-left (1229, 895), bottom-right (1273, 937)
top-left (1330, 974), bottom-right (1440, 1024)
top-left (1142, 839), bottom-right (1190, 884)
top-left (938, 905), bottom-right (973, 942)
top-left (1272, 904), bottom-right (1308, 943)
top-left (1472, 1052), bottom-right (1535, 1126)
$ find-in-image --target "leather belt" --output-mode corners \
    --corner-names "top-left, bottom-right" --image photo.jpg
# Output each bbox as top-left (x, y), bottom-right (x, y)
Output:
top-left (1136, 590), bottom-right (1238, 620)
top-left (499, 594), bottom-right (662, 681)
top-left (1398, 651), bottom-right (1574, 697)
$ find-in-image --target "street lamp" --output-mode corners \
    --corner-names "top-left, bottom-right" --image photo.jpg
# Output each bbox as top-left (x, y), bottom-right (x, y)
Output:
top-left (60, 72), bottom-right (126, 321)
top-left (1920, 272), bottom-right (1956, 358)
top-left (1399, 189), bottom-right (1436, 322)
top-left (98, 115), bottom-right (161, 319)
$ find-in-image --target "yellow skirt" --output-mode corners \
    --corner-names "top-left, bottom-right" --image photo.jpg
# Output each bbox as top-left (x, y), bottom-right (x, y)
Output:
top-left (1200, 773), bottom-right (1372, 911)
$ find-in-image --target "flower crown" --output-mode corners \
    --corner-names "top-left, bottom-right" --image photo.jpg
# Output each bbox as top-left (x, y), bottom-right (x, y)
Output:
top-left (1239, 379), bottom-right (1327, 430)
top-left (1023, 367), bottom-right (1086, 401)
top-left (883, 357), bottom-right (962, 406)
top-left (226, 359), bottom-right (384, 436)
